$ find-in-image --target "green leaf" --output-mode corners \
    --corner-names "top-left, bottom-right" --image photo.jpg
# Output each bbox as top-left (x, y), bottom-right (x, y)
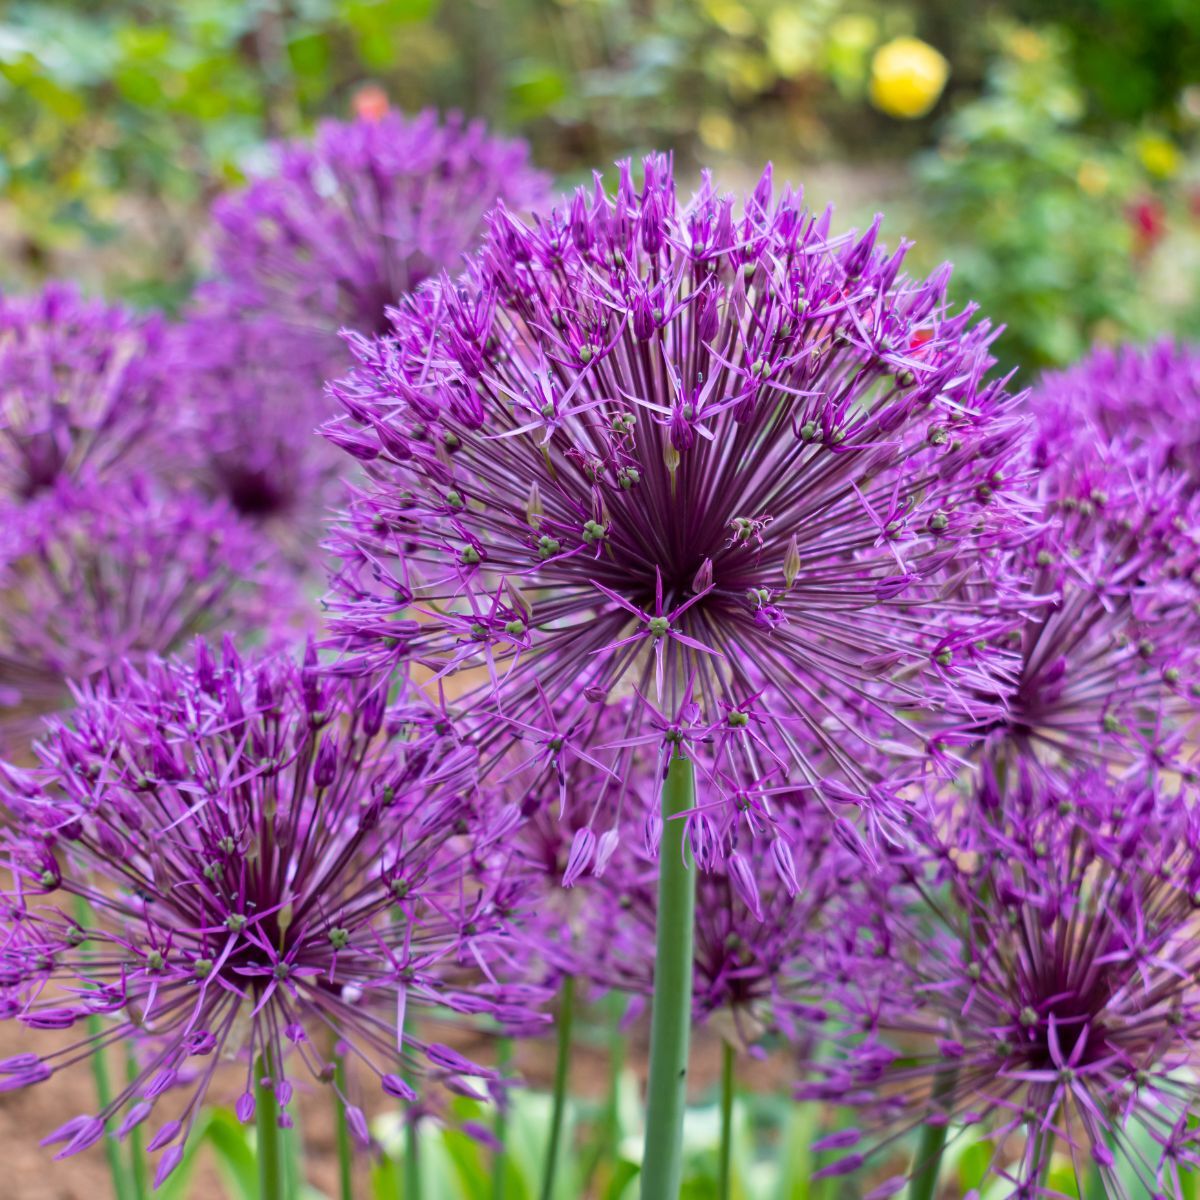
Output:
top-left (775, 1101), bottom-right (821, 1200)
top-left (370, 1155), bottom-right (401, 1200)
top-left (601, 1159), bottom-right (640, 1200)
top-left (440, 1124), bottom-right (491, 1197)
top-left (155, 1110), bottom-right (215, 1200)
top-left (204, 1108), bottom-right (259, 1200)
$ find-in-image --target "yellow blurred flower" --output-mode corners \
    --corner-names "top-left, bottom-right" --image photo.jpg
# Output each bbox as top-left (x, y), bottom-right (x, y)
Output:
top-left (698, 111), bottom-right (736, 152)
top-left (766, 9), bottom-right (816, 77)
top-left (1136, 132), bottom-right (1182, 180)
top-left (1076, 159), bottom-right (1110, 196)
top-left (703, 0), bottom-right (755, 38)
top-left (1008, 28), bottom-right (1047, 63)
top-left (869, 37), bottom-right (949, 120)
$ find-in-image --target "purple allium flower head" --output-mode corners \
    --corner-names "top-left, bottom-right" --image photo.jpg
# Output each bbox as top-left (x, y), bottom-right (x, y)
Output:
top-left (0, 639), bottom-right (545, 1174)
top-left (323, 156), bottom-right (1034, 850)
top-left (205, 107), bottom-right (550, 357)
top-left (0, 477), bottom-right (290, 755)
top-left (1034, 340), bottom-right (1200, 487)
top-left (577, 794), bottom-right (871, 1048)
top-left (954, 385), bottom-right (1200, 782)
top-left (0, 283), bottom-right (174, 500)
top-left (803, 770), bottom-right (1200, 1196)
top-left (183, 111), bottom-right (547, 562)
top-left (170, 311), bottom-right (346, 561)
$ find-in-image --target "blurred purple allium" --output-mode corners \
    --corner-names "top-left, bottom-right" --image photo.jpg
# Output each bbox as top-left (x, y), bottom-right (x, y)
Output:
top-left (577, 795), bottom-right (871, 1048)
top-left (322, 155), bottom-right (1034, 852)
top-left (956, 423), bottom-right (1200, 781)
top-left (0, 478), bottom-right (288, 755)
top-left (171, 311), bottom-right (346, 560)
top-left (204, 107), bottom-right (551, 360)
top-left (0, 640), bottom-right (545, 1180)
top-left (0, 283), bottom-right (174, 500)
top-left (182, 110), bottom-right (548, 561)
top-left (801, 771), bottom-right (1200, 1196)
top-left (1034, 340), bottom-right (1200, 486)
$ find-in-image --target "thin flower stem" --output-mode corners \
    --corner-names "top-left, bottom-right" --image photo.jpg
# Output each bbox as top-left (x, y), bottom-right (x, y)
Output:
top-left (906, 1070), bottom-right (956, 1200)
top-left (73, 895), bottom-right (132, 1200)
top-left (538, 973), bottom-right (576, 1200)
top-left (492, 1036), bottom-right (512, 1200)
top-left (125, 1047), bottom-right (148, 1200)
top-left (640, 752), bottom-right (698, 1200)
top-left (394, 915), bottom-right (421, 1200)
top-left (256, 1053), bottom-right (284, 1200)
top-left (282, 1101), bottom-right (303, 1200)
top-left (583, 991), bottom-right (629, 1192)
top-left (603, 992), bottom-right (628, 1156)
top-left (717, 1040), bottom-right (735, 1200)
top-left (334, 1054), bottom-right (353, 1200)
top-left (87, 1018), bottom-right (129, 1200)
top-left (403, 1110), bottom-right (420, 1200)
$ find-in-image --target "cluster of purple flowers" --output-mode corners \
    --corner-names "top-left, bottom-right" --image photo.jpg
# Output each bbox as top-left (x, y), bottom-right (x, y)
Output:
top-left (205, 108), bottom-right (549, 349)
top-left (176, 109), bottom-right (550, 561)
top-left (2, 107), bottom-right (1200, 1200)
top-left (324, 155), bottom-right (1034, 858)
top-left (804, 770), bottom-right (1200, 1197)
top-left (0, 107), bottom-right (562, 1183)
top-left (0, 640), bottom-right (545, 1182)
top-left (0, 283), bottom-right (172, 500)
top-left (0, 476), bottom-right (285, 754)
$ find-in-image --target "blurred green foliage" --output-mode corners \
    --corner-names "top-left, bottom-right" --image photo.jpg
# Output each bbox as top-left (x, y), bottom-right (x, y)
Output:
top-left (911, 25), bottom-right (1200, 372)
top-left (0, 1), bottom-right (1198, 374)
top-left (1015, 0), bottom-right (1200, 123)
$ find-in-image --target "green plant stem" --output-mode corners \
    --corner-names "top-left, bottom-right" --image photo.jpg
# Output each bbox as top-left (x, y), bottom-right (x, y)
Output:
top-left (603, 992), bottom-right (628, 1153)
top-left (87, 1015), bottom-right (128, 1200)
top-left (539, 973), bottom-right (576, 1200)
top-left (256, 1053), bottom-right (284, 1200)
top-left (906, 1069), bottom-right (957, 1200)
top-left (394, 919), bottom-right (421, 1200)
top-left (403, 1111), bottom-right (420, 1200)
top-left (583, 991), bottom-right (629, 1192)
top-left (73, 895), bottom-right (131, 1200)
top-left (639, 752), bottom-right (698, 1200)
top-left (1033, 1132), bottom-right (1055, 1188)
top-left (334, 1054), bottom-right (353, 1200)
top-left (718, 1040), bottom-right (735, 1200)
top-left (492, 1037), bottom-right (512, 1200)
top-left (126, 1047), bottom-right (148, 1200)
top-left (282, 1100), bottom-right (303, 1200)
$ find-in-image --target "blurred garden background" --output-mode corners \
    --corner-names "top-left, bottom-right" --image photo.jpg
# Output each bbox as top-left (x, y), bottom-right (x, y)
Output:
top-left (2, 0), bottom-right (1200, 378)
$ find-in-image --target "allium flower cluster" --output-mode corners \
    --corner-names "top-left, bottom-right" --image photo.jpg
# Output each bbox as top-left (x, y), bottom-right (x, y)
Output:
top-left (204, 108), bottom-right (550, 357)
top-left (957, 419), bottom-right (1200, 780)
top-left (324, 155), bottom-right (1034, 851)
top-left (0, 478), bottom-right (286, 754)
top-left (171, 312), bottom-right (346, 556)
top-left (802, 771), bottom-right (1200, 1197)
top-left (0, 640), bottom-right (544, 1182)
top-left (0, 283), bottom-right (175, 500)
top-left (1034, 340), bottom-right (1200, 487)
top-left (576, 796), bottom-right (872, 1048)
top-left (181, 110), bottom-right (548, 562)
